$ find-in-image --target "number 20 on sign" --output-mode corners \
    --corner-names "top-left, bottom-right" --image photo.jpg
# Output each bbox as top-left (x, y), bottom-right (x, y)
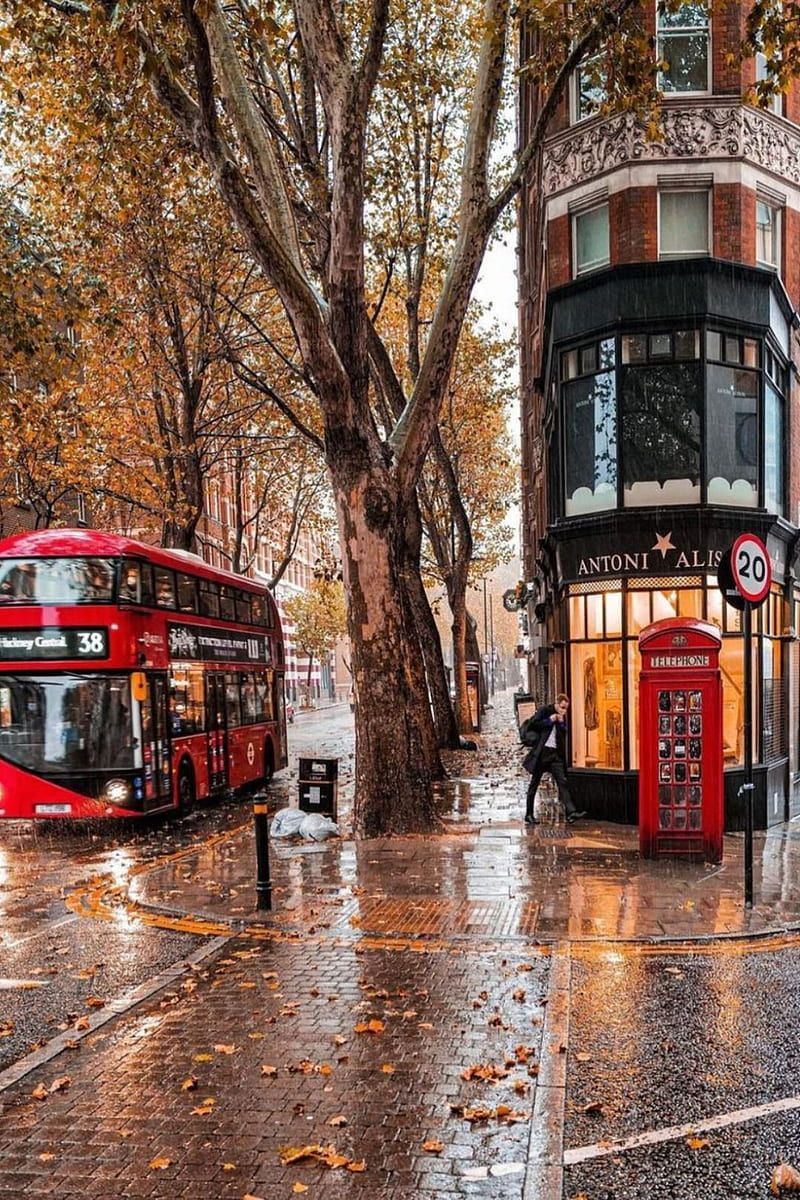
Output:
top-left (730, 533), bottom-right (771, 605)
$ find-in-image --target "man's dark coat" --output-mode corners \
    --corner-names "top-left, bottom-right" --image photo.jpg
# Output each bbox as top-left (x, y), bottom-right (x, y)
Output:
top-left (520, 704), bottom-right (567, 775)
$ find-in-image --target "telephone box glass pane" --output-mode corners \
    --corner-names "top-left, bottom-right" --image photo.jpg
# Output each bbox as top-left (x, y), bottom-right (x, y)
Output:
top-left (570, 641), bottom-right (623, 769)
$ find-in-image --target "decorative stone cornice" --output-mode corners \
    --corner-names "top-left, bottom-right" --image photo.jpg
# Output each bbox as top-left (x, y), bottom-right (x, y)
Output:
top-left (542, 101), bottom-right (800, 195)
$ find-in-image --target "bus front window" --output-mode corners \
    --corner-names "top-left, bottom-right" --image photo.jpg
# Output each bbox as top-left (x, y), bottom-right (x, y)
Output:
top-left (0, 558), bottom-right (115, 603)
top-left (0, 674), bottom-right (134, 774)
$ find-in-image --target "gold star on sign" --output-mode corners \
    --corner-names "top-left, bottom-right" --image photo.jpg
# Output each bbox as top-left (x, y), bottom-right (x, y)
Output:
top-left (652, 531), bottom-right (676, 559)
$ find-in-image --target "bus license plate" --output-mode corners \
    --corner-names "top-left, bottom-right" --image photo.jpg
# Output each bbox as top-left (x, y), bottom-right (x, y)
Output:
top-left (34, 804), bottom-right (72, 815)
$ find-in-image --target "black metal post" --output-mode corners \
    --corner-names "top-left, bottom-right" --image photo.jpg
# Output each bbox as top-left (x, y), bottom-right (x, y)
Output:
top-left (253, 794), bottom-right (272, 911)
top-left (743, 603), bottom-right (754, 909)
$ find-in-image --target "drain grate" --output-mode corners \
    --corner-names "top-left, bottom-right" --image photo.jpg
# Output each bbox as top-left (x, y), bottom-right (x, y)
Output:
top-left (536, 826), bottom-right (572, 840)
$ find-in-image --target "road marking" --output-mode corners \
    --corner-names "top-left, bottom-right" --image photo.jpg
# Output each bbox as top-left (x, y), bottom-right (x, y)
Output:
top-left (2, 913), bottom-right (77, 949)
top-left (0, 935), bottom-right (230, 1102)
top-left (564, 1092), bottom-right (800, 1166)
top-left (524, 942), bottom-right (571, 1199)
top-left (0, 980), bottom-right (49, 990)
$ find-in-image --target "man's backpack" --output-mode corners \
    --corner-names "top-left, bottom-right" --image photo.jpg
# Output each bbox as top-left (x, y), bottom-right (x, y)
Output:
top-left (519, 715), bottom-right (538, 747)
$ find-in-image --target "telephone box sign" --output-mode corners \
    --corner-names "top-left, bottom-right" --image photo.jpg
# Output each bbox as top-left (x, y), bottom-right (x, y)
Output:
top-left (638, 618), bottom-right (723, 863)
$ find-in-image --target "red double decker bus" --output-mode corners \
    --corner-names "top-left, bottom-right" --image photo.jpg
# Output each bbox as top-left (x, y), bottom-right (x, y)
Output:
top-left (0, 529), bottom-right (288, 818)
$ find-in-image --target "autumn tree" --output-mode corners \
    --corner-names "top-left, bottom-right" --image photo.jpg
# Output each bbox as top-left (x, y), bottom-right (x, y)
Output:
top-left (5, 0), bottom-right (667, 835)
top-left (283, 579), bottom-right (348, 696)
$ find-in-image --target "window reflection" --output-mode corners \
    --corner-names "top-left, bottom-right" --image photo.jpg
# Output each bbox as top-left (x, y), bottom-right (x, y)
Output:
top-left (570, 641), bottom-right (623, 770)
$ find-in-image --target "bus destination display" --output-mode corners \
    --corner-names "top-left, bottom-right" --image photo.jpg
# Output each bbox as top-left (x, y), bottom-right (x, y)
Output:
top-left (0, 627), bottom-right (109, 660)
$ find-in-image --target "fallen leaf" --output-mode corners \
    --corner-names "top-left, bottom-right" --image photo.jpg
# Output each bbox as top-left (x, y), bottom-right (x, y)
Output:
top-left (222, 1162), bottom-right (236, 1171)
top-left (575, 1052), bottom-right (592, 1062)
top-left (380, 1063), bottom-right (396, 1074)
top-left (243, 1195), bottom-right (266, 1200)
top-left (292, 1185), bottom-right (309, 1194)
top-left (0, 1020), bottom-right (14, 1038)
top-left (214, 1044), bottom-right (237, 1055)
top-left (346, 1160), bottom-right (367, 1173)
top-left (462, 1063), bottom-right (509, 1083)
top-left (512, 989), bottom-right (526, 1002)
top-left (148, 1156), bottom-right (171, 1170)
top-left (181, 1076), bottom-right (198, 1092)
top-left (517, 963), bottom-right (534, 972)
top-left (327, 1115), bottom-right (348, 1127)
top-left (31, 1083), bottom-right (48, 1101)
top-left (422, 1139), bottom-right (444, 1153)
top-left (193, 1053), bottom-right (213, 1063)
top-left (686, 1136), bottom-right (710, 1151)
top-left (332, 1034), bottom-right (347, 1045)
top-left (771, 1163), bottom-right (800, 1193)
top-left (260, 1065), bottom-right (278, 1077)
top-left (279, 1144), bottom-right (325, 1166)
top-left (84, 997), bottom-right (105, 1009)
top-left (583, 1101), bottom-right (603, 1116)
top-left (73, 1017), bottom-right (90, 1032)
top-left (49, 1076), bottom-right (71, 1094)
top-left (38, 1152), bottom-right (56, 1162)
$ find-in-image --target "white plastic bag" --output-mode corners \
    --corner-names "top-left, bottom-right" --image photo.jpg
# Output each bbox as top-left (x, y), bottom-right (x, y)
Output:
top-left (270, 807), bottom-right (306, 838)
top-left (299, 813), bottom-right (339, 841)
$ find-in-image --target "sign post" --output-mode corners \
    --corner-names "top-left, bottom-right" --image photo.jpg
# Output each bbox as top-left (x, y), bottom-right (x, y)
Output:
top-left (717, 534), bottom-right (772, 909)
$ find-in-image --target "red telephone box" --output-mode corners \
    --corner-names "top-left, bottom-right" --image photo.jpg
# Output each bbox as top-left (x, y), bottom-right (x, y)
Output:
top-left (639, 618), bottom-right (723, 863)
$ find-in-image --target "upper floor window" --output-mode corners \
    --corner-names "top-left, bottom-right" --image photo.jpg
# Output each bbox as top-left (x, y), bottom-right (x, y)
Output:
top-left (659, 189), bottom-right (710, 258)
top-left (574, 203), bottom-right (610, 275)
top-left (756, 198), bottom-right (782, 271)
top-left (657, 1), bottom-right (710, 93)
top-left (573, 53), bottom-right (607, 122)
top-left (755, 52), bottom-right (783, 114)
top-left (561, 338), bottom-right (617, 516)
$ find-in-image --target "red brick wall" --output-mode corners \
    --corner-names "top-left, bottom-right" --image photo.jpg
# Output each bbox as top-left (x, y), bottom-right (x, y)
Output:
top-left (713, 184), bottom-right (746, 262)
top-left (547, 213), bottom-right (571, 289)
top-left (783, 207), bottom-right (800, 309)
top-left (612, 188), bottom-right (658, 264)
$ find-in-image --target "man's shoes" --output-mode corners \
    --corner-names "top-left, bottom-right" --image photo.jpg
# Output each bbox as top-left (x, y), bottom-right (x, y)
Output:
top-left (524, 815), bottom-right (538, 825)
top-left (566, 810), bottom-right (587, 824)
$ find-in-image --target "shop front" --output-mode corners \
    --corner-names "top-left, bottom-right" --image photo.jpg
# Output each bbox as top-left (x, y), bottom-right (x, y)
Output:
top-left (536, 510), bottom-right (794, 828)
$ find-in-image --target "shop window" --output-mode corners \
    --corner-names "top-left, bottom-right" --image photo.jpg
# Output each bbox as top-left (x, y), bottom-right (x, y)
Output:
top-left (763, 634), bottom-right (785, 760)
top-left (657, 0), bottom-right (710, 93)
top-left (706, 365), bottom-right (758, 507)
top-left (573, 52), bottom-right (607, 121)
top-left (621, 361), bottom-right (702, 506)
top-left (563, 338), bottom-right (617, 515)
top-left (627, 589), bottom-right (652, 635)
top-left (574, 204), bottom-right (610, 275)
top-left (570, 641), bottom-right (624, 770)
top-left (659, 190), bottom-right (710, 257)
top-left (765, 380), bottom-right (784, 515)
top-left (720, 639), bottom-right (745, 765)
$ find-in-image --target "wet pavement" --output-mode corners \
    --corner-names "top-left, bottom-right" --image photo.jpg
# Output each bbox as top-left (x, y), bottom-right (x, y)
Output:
top-left (3, 692), bottom-right (800, 1196)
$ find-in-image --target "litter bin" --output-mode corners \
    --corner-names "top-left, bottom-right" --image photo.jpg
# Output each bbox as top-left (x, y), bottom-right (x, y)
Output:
top-left (298, 757), bottom-right (338, 820)
top-left (514, 691), bottom-right (537, 732)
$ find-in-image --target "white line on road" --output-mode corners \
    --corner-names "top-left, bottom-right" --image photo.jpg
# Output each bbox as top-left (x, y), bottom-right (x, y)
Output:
top-left (565, 1092), bottom-right (800, 1166)
top-left (0, 934), bottom-right (230, 1103)
top-left (1, 913), bottom-right (78, 949)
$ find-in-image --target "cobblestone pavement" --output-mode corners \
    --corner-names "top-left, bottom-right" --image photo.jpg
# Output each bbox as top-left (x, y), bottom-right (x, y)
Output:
top-left (0, 935), bottom-right (550, 1198)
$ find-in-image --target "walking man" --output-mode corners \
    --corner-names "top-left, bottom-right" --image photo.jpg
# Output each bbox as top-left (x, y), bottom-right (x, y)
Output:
top-left (521, 694), bottom-right (586, 825)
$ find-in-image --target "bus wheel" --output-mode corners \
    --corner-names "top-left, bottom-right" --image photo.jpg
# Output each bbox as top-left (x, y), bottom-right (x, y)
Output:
top-left (263, 742), bottom-right (275, 785)
top-left (178, 763), bottom-right (195, 814)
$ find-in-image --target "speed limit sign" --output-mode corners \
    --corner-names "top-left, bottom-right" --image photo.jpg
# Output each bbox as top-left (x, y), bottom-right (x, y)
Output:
top-left (730, 533), bottom-right (771, 605)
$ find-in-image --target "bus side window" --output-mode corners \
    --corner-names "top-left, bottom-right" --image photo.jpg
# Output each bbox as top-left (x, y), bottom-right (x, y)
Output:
top-left (140, 563), bottom-right (155, 606)
top-left (200, 581), bottom-right (220, 619)
top-left (251, 594), bottom-right (267, 626)
top-left (255, 671), bottom-right (271, 721)
top-left (219, 587), bottom-right (235, 622)
top-left (119, 560), bottom-right (141, 604)
top-left (235, 590), bottom-right (250, 624)
top-left (224, 672), bottom-right (242, 728)
top-left (240, 672), bottom-right (258, 724)
top-left (177, 574), bottom-right (198, 614)
top-left (154, 568), bottom-right (176, 608)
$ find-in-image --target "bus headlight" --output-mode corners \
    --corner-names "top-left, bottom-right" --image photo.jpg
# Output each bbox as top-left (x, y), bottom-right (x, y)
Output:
top-left (103, 779), bottom-right (131, 805)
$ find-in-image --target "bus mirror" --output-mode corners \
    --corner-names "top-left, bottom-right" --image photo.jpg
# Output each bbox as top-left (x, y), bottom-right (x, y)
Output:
top-left (131, 672), bottom-right (148, 703)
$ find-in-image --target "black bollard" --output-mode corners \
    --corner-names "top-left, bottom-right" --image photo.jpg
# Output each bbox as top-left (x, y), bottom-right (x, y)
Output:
top-left (253, 793), bottom-right (272, 911)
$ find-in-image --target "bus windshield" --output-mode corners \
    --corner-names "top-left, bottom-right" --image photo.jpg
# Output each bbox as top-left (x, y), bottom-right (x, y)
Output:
top-left (0, 558), bottom-right (115, 604)
top-left (0, 674), bottom-right (134, 773)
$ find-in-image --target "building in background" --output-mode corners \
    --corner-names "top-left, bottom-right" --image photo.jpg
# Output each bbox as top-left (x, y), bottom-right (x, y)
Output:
top-left (519, 4), bottom-right (800, 828)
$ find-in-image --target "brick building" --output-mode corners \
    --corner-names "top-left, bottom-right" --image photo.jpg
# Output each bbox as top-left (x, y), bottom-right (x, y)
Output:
top-left (519, 3), bottom-right (800, 827)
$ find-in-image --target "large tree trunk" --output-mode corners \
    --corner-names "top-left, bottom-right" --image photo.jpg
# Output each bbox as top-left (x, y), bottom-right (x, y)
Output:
top-left (403, 496), bottom-right (460, 748)
top-left (332, 457), bottom-right (441, 837)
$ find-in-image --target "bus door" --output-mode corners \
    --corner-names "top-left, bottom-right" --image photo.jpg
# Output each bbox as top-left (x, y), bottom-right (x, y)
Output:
top-left (140, 673), bottom-right (172, 809)
top-left (206, 673), bottom-right (228, 790)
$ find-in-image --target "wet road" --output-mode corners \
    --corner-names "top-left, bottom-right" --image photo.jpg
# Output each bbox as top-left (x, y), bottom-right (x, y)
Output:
top-left (0, 705), bottom-right (355, 1073)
